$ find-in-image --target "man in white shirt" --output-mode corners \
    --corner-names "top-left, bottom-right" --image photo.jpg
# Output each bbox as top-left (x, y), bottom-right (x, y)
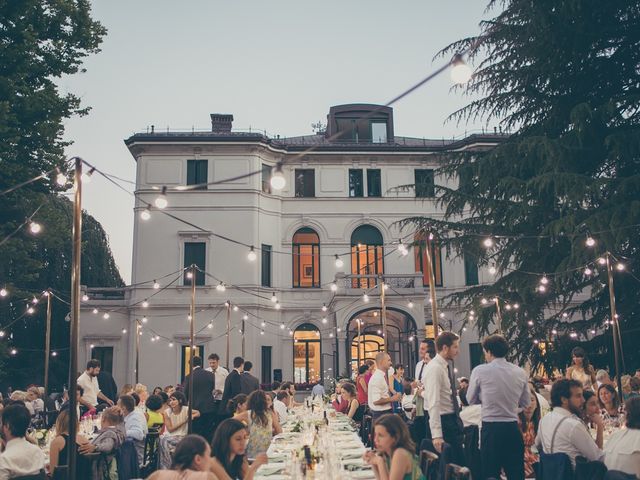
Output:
top-left (274, 390), bottom-right (290, 423)
top-left (0, 404), bottom-right (45, 479)
top-left (423, 331), bottom-right (465, 465)
top-left (412, 339), bottom-right (434, 443)
top-left (77, 359), bottom-right (114, 411)
top-left (205, 353), bottom-right (229, 400)
top-left (368, 352), bottom-right (401, 420)
top-left (535, 379), bottom-right (605, 467)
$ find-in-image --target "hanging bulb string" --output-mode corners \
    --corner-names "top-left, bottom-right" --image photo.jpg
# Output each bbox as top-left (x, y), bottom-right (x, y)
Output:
top-left (0, 163), bottom-right (72, 197)
top-left (0, 202), bottom-right (46, 248)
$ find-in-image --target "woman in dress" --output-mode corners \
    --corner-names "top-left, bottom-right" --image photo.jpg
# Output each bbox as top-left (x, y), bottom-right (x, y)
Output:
top-left (145, 394), bottom-right (165, 430)
top-left (581, 390), bottom-right (605, 448)
top-left (159, 391), bottom-right (200, 469)
top-left (518, 384), bottom-right (541, 478)
top-left (392, 365), bottom-right (405, 414)
top-left (598, 383), bottom-right (622, 428)
top-left (209, 419), bottom-right (268, 480)
top-left (364, 414), bottom-right (425, 480)
top-left (341, 382), bottom-right (363, 421)
top-left (566, 347), bottom-right (596, 391)
top-left (234, 390), bottom-right (282, 458)
top-left (49, 408), bottom-right (90, 474)
top-left (148, 434), bottom-right (218, 480)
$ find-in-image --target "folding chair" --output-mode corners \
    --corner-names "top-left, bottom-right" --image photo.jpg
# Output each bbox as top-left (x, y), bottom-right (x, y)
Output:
top-left (420, 449), bottom-right (439, 480)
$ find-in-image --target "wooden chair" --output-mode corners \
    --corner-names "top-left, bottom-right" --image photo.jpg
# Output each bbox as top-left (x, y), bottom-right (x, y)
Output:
top-left (419, 449), bottom-right (439, 480)
top-left (360, 414), bottom-right (373, 447)
top-left (445, 463), bottom-right (472, 480)
top-left (140, 428), bottom-right (161, 477)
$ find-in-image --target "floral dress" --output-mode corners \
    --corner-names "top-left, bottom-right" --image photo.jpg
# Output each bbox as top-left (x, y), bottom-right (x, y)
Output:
top-left (522, 421), bottom-right (539, 478)
top-left (246, 410), bottom-right (273, 458)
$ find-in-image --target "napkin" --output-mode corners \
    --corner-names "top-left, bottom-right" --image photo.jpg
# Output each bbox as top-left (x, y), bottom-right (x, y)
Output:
top-left (257, 462), bottom-right (287, 476)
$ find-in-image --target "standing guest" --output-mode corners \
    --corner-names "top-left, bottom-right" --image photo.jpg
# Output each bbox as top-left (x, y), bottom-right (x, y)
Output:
top-left (210, 419), bottom-right (268, 480)
top-left (183, 356), bottom-right (217, 441)
top-left (206, 353), bottom-right (229, 402)
top-left (363, 414), bottom-right (425, 480)
top-left (273, 390), bottom-right (290, 423)
top-left (97, 368), bottom-right (119, 407)
top-left (596, 369), bottom-right (612, 389)
top-left (49, 408), bottom-right (90, 474)
top-left (519, 384), bottom-right (542, 479)
top-left (413, 339), bottom-right (434, 444)
top-left (158, 392), bottom-right (199, 469)
top-left (312, 382), bottom-right (326, 397)
top-left (118, 394), bottom-right (148, 465)
top-left (581, 390), bottom-right (605, 449)
top-left (356, 364), bottom-right (371, 406)
top-left (566, 347), bottom-right (597, 392)
top-left (598, 383), bottom-right (622, 428)
top-left (392, 364), bottom-right (405, 413)
top-left (234, 390), bottom-right (282, 458)
top-left (0, 404), bottom-right (45, 478)
top-left (240, 361), bottom-right (260, 395)
top-left (604, 397), bottom-right (640, 478)
top-left (219, 357), bottom-right (245, 417)
top-left (458, 378), bottom-right (470, 407)
top-left (535, 379), bottom-right (604, 467)
top-left (148, 434), bottom-right (217, 480)
top-left (467, 334), bottom-right (530, 480)
top-left (368, 352), bottom-right (401, 420)
top-left (146, 394), bottom-right (166, 430)
top-left (332, 381), bottom-right (350, 414)
top-left (341, 382), bottom-right (362, 421)
top-left (78, 407), bottom-right (125, 479)
top-left (424, 332), bottom-right (465, 465)
top-left (77, 359), bottom-right (115, 411)
top-left (228, 394), bottom-right (248, 422)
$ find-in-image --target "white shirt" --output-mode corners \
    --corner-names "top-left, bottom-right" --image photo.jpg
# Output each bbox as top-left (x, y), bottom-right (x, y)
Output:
top-left (604, 427), bottom-right (640, 478)
top-left (77, 371), bottom-right (100, 406)
top-left (415, 359), bottom-right (428, 386)
top-left (368, 369), bottom-right (392, 412)
top-left (205, 365), bottom-right (229, 395)
top-left (273, 399), bottom-right (289, 423)
top-left (0, 437), bottom-right (45, 479)
top-left (534, 407), bottom-right (604, 466)
top-left (423, 354), bottom-right (455, 438)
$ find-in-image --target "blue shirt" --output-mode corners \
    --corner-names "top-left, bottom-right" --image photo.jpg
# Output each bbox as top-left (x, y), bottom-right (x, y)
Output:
top-left (467, 357), bottom-right (530, 422)
top-left (311, 384), bottom-right (325, 397)
top-left (124, 410), bottom-right (148, 465)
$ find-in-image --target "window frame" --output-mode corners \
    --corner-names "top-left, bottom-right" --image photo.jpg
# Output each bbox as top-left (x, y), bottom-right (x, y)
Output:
top-left (294, 169), bottom-right (315, 197)
top-left (366, 169), bottom-right (382, 197)
top-left (261, 164), bottom-right (272, 194)
top-left (349, 169), bottom-right (364, 198)
top-left (292, 228), bottom-right (321, 288)
top-left (414, 169), bottom-right (435, 198)
top-left (463, 253), bottom-right (479, 286)
top-left (186, 159), bottom-right (208, 190)
top-left (414, 236), bottom-right (443, 287)
top-left (261, 244), bottom-right (272, 288)
top-left (183, 241), bottom-right (207, 286)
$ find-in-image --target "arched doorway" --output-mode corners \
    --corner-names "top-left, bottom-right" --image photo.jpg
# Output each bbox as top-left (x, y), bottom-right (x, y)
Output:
top-left (347, 307), bottom-right (418, 376)
top-left (293, 323), bottom-right (321, 384)
top-left (351, 225), bottom-right (384, 288)
top-left (292, 227), bottom-right (320, 288)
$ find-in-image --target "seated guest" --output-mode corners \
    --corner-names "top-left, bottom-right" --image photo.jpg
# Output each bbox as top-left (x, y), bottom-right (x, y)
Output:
top-left (118, 394), bottom-right (148, 465)
top-left (605, 397), bottom-right (640, 478)
top-left (26, 386), bottom-right (45, 415)
top-left (280, 382), bottom-right (300, 407)
top-left (159, 392), bottom-right (199, 469)
top-left (0, 403), bottom-right (45, 478)
top-left (273, 390), bottom-right (290, 424)
top-left (596, 369), bottom-right (612, 389)
top-left (49, 408), bottom-right (90, 474)
top-left (519, 384), bottom-right (541, 478)
top-left (363, 414), bottom-right (424, 479)
top-left (629, 377), bottom-right (640, 399)
top-left (341, 382), bottom-right (362, 421)
top-left (210, 419), bottom-right (268, 480)
top-left (228, 394), bottom-right (248, 422)
top-left (159, 391), bottom-right (170, 411)
top-left (582, 390), bottom-right (605, 448)
top-left (148, 434), bottom-right (217, 480)
top-left (234, 390), bottom-right (282, 458)
top-left (146, 394), bottom-right (165, 430)
top-left (598, 383), bottom-right (622, 428)
top-left (135, 383), bottom-right (149, 405)
top-left (458, 377), bottom-right (469, 407)
top-left (120, 384), bottom-right (134, 396)
top-left (535, 379), bottom-right (604, 467)
top-left (331, 381), bottom-right (349, 413)
top-left (164, 385), bottom-right (176, 396)
top-left (78, 406), bottom-right (125, 479)
top-left (153, 386), bottom-right (163, 396)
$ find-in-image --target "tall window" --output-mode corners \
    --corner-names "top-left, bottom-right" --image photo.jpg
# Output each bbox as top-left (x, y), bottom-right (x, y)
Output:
top-left (367, 169), bottom-right (381, 197)
top-left (464, 253), bottom-right (479, 286)
top-left (351, 225), bottom-right (384, 288)
top-left (349, 169), bottom-right (364, 197)
top-left (295, 169), bottom-right (315, 197)
top-left (371, 122), bottom-right (388, 143)
top-left (184, 242), bottom-right (206, 286)
top-left (261, 346), bottom-right (272, 384)
top-left (92, 347), bottom-right (113, 374)
top-left (414, 169), bottom-right (435, 198)
top-left (261, 164), bottom-right (272, 194)
top-left (293, 323), bottom-right (321, 384)
top-left (261, 244), bottom-right (272, 287)
top-left (414, 233), bottom-right (443, 287)
top-left (181, 345), bottom-right (204, 381)
top-left (187, 160), bottom-right (208, 189)
top-left (292, 228), bottom-right (320, 288)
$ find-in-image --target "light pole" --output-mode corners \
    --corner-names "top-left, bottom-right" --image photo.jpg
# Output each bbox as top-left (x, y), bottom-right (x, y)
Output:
top-left (187, 264), bottom-right (196, 434)
top-left (605, 253), bottom-right (624, 405)
top-left (424, 235), bottom-right (439, 337)
top-left (43, 289), bottom-right (52, 398)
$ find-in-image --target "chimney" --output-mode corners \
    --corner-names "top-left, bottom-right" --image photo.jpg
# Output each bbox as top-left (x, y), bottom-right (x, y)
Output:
top-left (210, 113), bottom-right (234, 133)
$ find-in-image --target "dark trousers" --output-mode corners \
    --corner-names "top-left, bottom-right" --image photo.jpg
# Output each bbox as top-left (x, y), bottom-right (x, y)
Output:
top-left (371, 409), bottom-right (392, 421)
top-left (441, 413), bottom-right (466, 467)
top-left (412, 413), bottom-right (432, 447)
top-left (192, 411), bottom-right (216, 443)
top-left (481, 421), bottom-right (524, 480)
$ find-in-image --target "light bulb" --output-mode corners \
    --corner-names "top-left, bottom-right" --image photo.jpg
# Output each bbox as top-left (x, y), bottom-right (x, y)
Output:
top-left (462, 327), bottom-right (467, 332)
top-left (570, 332), bottom-right (578, 338)
top-left (224, 301), bottom-right (230, 307)
top-left (533, 339), bottom-right (539, 345)
top-left (32, 296), bottom-right (38, 304)
top-left (505, 304), bottom-right (512, 311)
top-left (270, 292), bottom-right (277, 303)
top-left (488, 266), bottom-right (497, 275)
top-left (363, 293), bottom-right (369, 303)
top-left (337, 327), bottom-right (341, 332)
top-left (481, 298), bottom-right (488, 305)
top-left (280, 322), bottom-right (285, 329)
top-left (597, 257), bottom-right (606, 265)
top-left (377, 329), bottom-right (382, 335)
top-left (513, 304), bottom-right (520, 310)
top-left (334, 255), bottom-right (344, 268)
top-left (169, 342), bottom-right (174, 347)
top-left (540, 276), bottom-right (549, 285)
top-left (186, 271), bottom-right (193, 279)
top-left (527, 320), bottom-right (534, 326)
top-left (562, 312), bottom-right (569, 318)
top-left (0, 288), bottom-right (6, 297)
top-left (0, 331), bottom-right (4, 338)
top-left (29, 222), bottom-right (42, 234)
top-left (27, 307), bottom-right (34, 314)
top-left (82, 294), bottom-right (89, 302)
top-left (275, 301), bottom-right (281, 310)
top-left (122, 328), bottom-right (127, 334)
top-left (330, 282), bottom-right (338, 292)
top-left (616, 263), bottom-right (625, 271)
top-left (408, 335), bottom-right (414, 342)
top-left (233, 305), bottom-right (239, 312)
top-left (10, 348), bottom-right (17, 355)
top-left (216, 282), bottom-right (226, 292)
top-left (322, 317), bottom-right (327, 324)
top-left (585, 237), bottom-right (596, 247)
top-left (397, 240), bottom-right (405, 253)
top-left (469, 310), bottom-right (475, 315)
top-left (247, 247), bottom-right (257, 262)
top-left (407, 301), bottom-right (414, 309)
top-left (270, 164), bottom-right (286, 190)
top-left (208, 323), bottom-right (213, 329)
top-left (450, 55), bottom-right (472, 84)
top-left (260, 330), bottom-right (265, 335)
top-left (261, 321), bottom-right (266, 327)
top-left (584, 267), bottom-right (593, 276)
top-left (92, 308), bottom-right (98, 314)
top-left (590, 329), bottom-right (596, 335)
top-left (141, 300), bottom-right (149, 308)
top-left (552, 329), bottom-right (558, 335)
top-left (140, 209), bottom-right (151, 221)
top-left (538, 285), bottom-right (547, 293)
top-left (242, 314), bottom-right (248, 321)
top-left (322, 303), bottom-right (327, 312)
top-left (329, 332), bottom-right (334, 338)
top-left (154, 186), bottom-right (168, 209)
top-left (483, 237), bottom-right (494, 248)
top-left (52, 351), bottom-right (57, 356)
top-left (142, 316), bottom-right (148, 323)
top-left (439, 312), bottom-right (446, 318)
top-left (56, 172), bottom-right (67, 186)
top-left (153, 281), bottom-right (160, 289)
top-left (89, 344), bottom-right (95, 349)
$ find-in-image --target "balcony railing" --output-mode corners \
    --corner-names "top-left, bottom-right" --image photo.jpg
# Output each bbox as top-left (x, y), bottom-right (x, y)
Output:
top-left (335, 273), bottom-right (424, 294)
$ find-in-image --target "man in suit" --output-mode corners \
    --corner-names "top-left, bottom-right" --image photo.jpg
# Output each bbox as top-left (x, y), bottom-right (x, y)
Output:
top-left (240, 361), bottom-right (260, 395)
top-left (219, 356), bottom-right (244, 417)
top-left (183, 356), bottom-right (216, 442)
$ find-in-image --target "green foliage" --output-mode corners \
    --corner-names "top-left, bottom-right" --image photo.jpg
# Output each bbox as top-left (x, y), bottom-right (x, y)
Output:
top-left (399, 0), bottom-right (640, 374)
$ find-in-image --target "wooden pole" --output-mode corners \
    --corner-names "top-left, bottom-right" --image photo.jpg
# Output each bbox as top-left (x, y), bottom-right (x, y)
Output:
top-left (241, 318), bottom-right (245, 358)
top-left (494, 297), bottom-right (503, 333)
top-left (380, 278), bottom-right (387, 352)
top-left (357, 318), bottom-right (362, 367)
top-left (187, 265), bottom-right (196, 434)
top-left (424, 236), bottom-right (439, 337)
top-left (135, 321), bottom-right (140, 384)
top-left (605, 253), bottom-right (624, 406)
top-left (226, 302), bottom-right (231, 370)
top-left (44, 289), bottom-right (52, 399)
top-left (67, 157), bottom-right (82, 478)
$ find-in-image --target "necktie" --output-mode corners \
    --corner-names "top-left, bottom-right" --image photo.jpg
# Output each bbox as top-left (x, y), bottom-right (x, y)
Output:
top-left (418, 361), bottom-right (425, 382)
top-left (447, 361), bottom-right (460, 414)
top-left (212, 369), bottom-right (216, 390)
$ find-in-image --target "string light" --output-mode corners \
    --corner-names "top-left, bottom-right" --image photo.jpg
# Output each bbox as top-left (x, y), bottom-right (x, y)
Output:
top-left (82, 294), bottom-right (89, 302)
top-left (513, 303), bottom-right (520, 310)
top-left (0, 331), bottom-right (4, 338)
top-left (288, 329), bottom-right (293, 336)
top-left (597, 257), bottom-right (607, 265)
top-left (153, 280), bottom-right (160, 289)
top-left (321, 303), bottom-right (327, 312)
top-left (584, 267), bottom-right (593, 276)
top-left (469, 310), bottom-right (475, 315)
top-left (92, 308), bottom-right (98, 314)
top-left (208, 322), bottom-right (213, 329)
top-left (590, 329), bottom-right (596, 335)
top-left (154, 186), bottom-right (168, 209)
top-left (32, 297), bottom-right (39, 304)
top-left (51, 351), bottom-right (57, 356)
top-left (224, 300), bottom-right (230, 307)
top-left (505, 304), bottom-right (512, 311)
top-left (407, 300), bottom-right (414, 309)
top-left (26, 306), bottom-right (35, 314)
top-left (169, 342), bottom-right (174, 347)
top-left (270, 164), bottom-right (286, 190)
top-left (142, 316), bottom-right (148, 323)
top-left (329, 332), bottom-right (334, 338)
top-left (247, 247), bottom-right (257, 262)
top-left (260, 330), bottom-right (265, 335)
top-left (570, 332), bottom-right (578, 338)
top-left (0, 288), bottom-right (6, 297)
top-left (29, 221), bottom-right (42, 234)
top-left (322, 317), bottom-right (327, 324)
top-left (527, 320), bottom-right (534, 326)
top-left (216, 282), bottom-right (226, 292)
top-left (483, 237), bottom-right (494, 248)
top-left (450, 54), bottom-right (472, 84)
top-left (122, 328), bottom-right (127, 334)
top-left (408, 335), bottom-right (414, 341)
top-left (363, 293), bottom-right (369, 303)
top-left (89, 344), bottom-right (95, 349)
top-left (439, 312), bottom-right (445, 318)
top-left (242, 314), bottom-right (248, 321)
top-left (261, 321), bottom-right (266, 327)
top-left (274, 301), bottom-right (281, 310)
top-left (334, 255), bottom-right (344, 268)
top-left (552, 329), bottom-right (558, 335)
top-left (55, 172), bottom-right (67, 186)
top-left (233, 305), bottom-right (239, 312)
top-left (330, 282), bottom-right (338, 292)
top-left (186, 271), bottom-right (193, 279)
top-left (10, 348), bottom-right (17, 355)
top-left (270, 292), bottom-right (277, 303)
top-left (140, 208), bottom-right (151, 221)
top-left (488, 266), bottom-right (497, 275)
top-left (337, 327), bottom-right (341, 332)
top-left (540, 276), bottom-right (549, 285)
top-left (141, 300), bottom-right (149, 308)
top-left (615, 263), bottom-right (625, 271)
top-left (537, 285), bottom-right (547, 293)
top-left (481, 298), bottom-right (488, 305)
top-left (586, 237), bottom-right (596, 247)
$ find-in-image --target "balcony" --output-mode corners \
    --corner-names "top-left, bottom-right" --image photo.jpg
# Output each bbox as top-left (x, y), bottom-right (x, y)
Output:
top-left (335, 273), bottom-right (424, 295)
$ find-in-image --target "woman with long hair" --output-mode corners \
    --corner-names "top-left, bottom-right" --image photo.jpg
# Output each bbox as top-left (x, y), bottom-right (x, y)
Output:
top-left (209, 419), bottom-right (268, 480)
top-left (234, 390), bottom-right (282, 458)
top-left (364, 414), bottom-right (425, 480)
top-left (148, 435), bottom-right (217, 479)
top-left (158, 391), bottom-right (200, 469)
top-left (566, 347), bottom-right (596, 391)
top-left (49, 409), bottom-right (90, 474)
top-left (341, 382), bottom-right (363, 422)
top-left (582, 390), bottom-right (605, 448)
top-left (598, 383), bottom-right (622, 428)
top-left (518, 384), bottom-right (541, 478)
top-left (228, 394), bottom-right (248, 423)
